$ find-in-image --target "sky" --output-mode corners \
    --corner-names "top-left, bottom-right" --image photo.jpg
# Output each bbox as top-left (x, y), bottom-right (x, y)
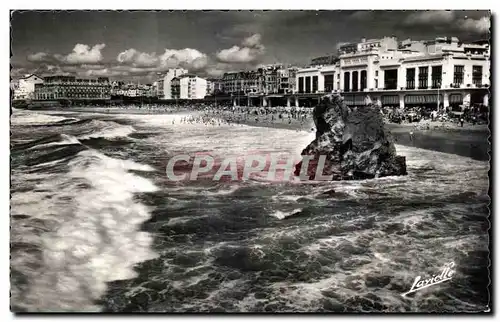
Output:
top-left (10, 10), bottom-right (491, 82)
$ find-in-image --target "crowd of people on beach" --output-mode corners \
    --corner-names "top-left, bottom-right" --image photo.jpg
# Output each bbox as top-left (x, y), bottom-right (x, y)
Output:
top-left (72, 100), bottom-right (488, 132)
top-left (98, 102), bottom-right (315, 130)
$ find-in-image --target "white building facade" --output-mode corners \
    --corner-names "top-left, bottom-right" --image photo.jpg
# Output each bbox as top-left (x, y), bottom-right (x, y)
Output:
top-left (13, 74), bottom-right (44, 100)
top-left (157, 68), bottom-right (188, 99)
top-left (171, 74), bottom-right (208, 100)
top-left (295, 36), bottom-right (490, 109)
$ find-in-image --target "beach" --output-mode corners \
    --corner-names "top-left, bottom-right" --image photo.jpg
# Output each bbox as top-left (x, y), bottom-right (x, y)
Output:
top-left (196, 107), bottom-right (490, 161)
top-left (30, 105), bottom-right (490, 161)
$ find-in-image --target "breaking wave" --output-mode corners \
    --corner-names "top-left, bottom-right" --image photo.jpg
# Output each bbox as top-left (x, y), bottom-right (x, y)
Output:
top-left (11, 110), bottom-right (157, 311)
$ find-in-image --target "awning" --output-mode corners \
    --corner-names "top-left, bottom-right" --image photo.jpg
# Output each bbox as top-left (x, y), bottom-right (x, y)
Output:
top-left (404, 94), bottom-right (442, 104)
top-left (381, 95), bottom-right (399, 105)
top-left (449, 94), bottom-right (463, 104)
top-left (343, 94), bottom-right (355, 105)
top-left (354, 96), bottom-right (366, 105)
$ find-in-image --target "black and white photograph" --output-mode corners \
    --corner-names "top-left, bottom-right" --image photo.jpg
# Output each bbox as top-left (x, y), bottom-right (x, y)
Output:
top-left (9, 9), bottom-right (491, 313)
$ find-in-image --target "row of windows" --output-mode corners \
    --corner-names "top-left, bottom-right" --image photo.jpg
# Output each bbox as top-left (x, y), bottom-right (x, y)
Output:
top-left (36, 94), bottom-right (110, 99)
top-left (343, 71), bottom-right (368, 92)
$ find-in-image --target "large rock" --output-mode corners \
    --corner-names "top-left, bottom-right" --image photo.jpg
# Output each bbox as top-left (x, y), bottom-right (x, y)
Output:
top-left (294, 94), bottom-right (407, 180)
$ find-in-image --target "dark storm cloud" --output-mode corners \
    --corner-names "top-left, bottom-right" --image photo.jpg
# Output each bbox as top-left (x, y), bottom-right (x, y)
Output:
top-left (11, 10), bottom-right (490, 81)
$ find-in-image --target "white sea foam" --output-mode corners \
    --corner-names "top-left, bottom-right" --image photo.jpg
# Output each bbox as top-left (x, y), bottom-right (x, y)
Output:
top-left (11, 149), bottom-right (159, 311)
top-left (269, 209), bottom-right (303, 220)
top-left (11, 112), bottom-right (71, 126)
top-left (28, 134), bottom-right (82, 150)
top-left (79, 124), bottom-right (136, 140)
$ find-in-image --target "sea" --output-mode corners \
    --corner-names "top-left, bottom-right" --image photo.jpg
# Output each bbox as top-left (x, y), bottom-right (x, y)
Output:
top-left (10, 108), bottom-right (490, 312)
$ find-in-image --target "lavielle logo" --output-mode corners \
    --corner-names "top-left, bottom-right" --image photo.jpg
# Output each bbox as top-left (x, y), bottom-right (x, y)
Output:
top-left (401, 261), bottom-right (456, 297)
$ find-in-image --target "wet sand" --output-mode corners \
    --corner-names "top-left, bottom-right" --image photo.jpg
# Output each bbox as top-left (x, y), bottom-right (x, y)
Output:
top-left (201, 109), bottom-right (490, 162)
top-left (27, 106), bottom-right (490, 161)
top-left (387, 124), bottom-right (490, 161)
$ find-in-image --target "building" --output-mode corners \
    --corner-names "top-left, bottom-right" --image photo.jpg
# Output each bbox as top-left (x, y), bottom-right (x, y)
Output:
top-left (220, 64), bottom-right (296, 97)
top-left (33, 75), bottom-right (111, 101)
top-left (262, 65), bottom-right (282, 95)
top-left (311, 55), bottom-right (338, 66)
top-left (157, 68), bottom-right (188, 99)
top-left (151, 81), bottom-right (159, 97)
top-left (296, 67), bottom-right (323, 94)
top-left (277, 67), bottom-right (298, 94)
top-left (13, 74), bottom-right (44, 100)
top-left (295, 36), bottom-right (490, 109)
top-left (221, 70), bottom-right (264, 95)
top-left (170, 74), bottom-right (208, 100)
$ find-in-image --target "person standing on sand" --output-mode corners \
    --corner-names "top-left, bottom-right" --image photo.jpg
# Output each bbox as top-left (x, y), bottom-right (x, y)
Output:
top-left (460, 117), bottom-right (464, 127)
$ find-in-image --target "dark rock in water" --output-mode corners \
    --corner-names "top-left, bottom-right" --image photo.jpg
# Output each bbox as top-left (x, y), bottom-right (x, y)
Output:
top-left (294, 94), bottom-right (407, 180)
top-left (319, 189), bottom-right (336, 197)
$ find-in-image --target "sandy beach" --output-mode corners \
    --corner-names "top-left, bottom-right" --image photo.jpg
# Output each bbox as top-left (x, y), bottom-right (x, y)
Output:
top-left (34, 105), bottom-right (490, 161)
top-left (198, 108), bottom-right (490, 161)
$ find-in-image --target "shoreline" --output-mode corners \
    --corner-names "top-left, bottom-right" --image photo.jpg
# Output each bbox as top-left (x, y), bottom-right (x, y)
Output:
top-left (198, 110), bottom-right (490, 162)
top-left (17, 106), bottom-right (490, 161)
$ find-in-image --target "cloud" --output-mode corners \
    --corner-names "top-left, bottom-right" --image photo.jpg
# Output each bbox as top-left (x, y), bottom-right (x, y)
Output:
top-left (459, 16), bottom-right (490, 33)
top-left (349, 11), bottom-right (373, 21)
top-left (159, 48), bottom-right (208, 70)
top-left (405, 11), bottom-right (455, 25)
top-left (117, 49), bottom-right (159, 67)
top-left (216, 33), bottom-right (265, 63)
top-left (205, 67), bottom-right (226, 78)
top-left (403, 11), bottom-right (490, 34)
top-left (62, 44), bottom-right (106, 64)
top-left (26, 44), bottom-right (106, 65)
top-left (336, 42), bottom-right (351, 50)
top-left (27, 52), bottom-right (52, 63)
top-left (242, 33), bottom-right (262, 47)
top-left (84, 68), bottom-right (128, 77)
top-left (116, 47), bottom-right (209, 73)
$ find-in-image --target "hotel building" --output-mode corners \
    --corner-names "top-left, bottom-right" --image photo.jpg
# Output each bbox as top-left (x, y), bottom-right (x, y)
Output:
top-left (157, 68), bottom-right (188, 99)
top-left (206, 78), bottom-right (224, 95)
top-left (220, 70), bottom-right (265, 95)
top-left (277, 66), bottom-right (298, 94)
top-left (170, 74), bottom-right (208, 100)
top-left (33, 75), bottom-right (111, 101)
top-left (12, 74), bottom-right (44, 100)
top-left (294, 36), bottom-right (490, 110)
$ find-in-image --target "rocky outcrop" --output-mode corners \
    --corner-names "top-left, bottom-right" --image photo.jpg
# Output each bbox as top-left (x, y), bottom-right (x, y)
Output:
top-left (294, 94), bottom-right (407, 180)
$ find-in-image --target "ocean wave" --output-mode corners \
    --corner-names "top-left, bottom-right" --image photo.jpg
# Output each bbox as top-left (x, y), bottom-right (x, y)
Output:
top-left (11, 111), bottom-right (73, 126)
top-left (10, 149), bottom-right (159, 312)
top-left (269, 209), bottom-right (303, 220)
top-left (78, 123), bottom-right (136, 140)
top-left (27, 134), bottom-right (82, 150)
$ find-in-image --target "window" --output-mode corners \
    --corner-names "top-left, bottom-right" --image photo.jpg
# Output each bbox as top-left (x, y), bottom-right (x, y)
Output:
top-left (305, 76), bottom-right (311, 93)
top-left (298, 77), bottom-right (304, 93)
top-left (384, 69), bottom-right (398, 90)
top-left (324, 75), bottom-right (334, 92)
top-left (418, 66), bottom-right (428, 89)
top-left (472, 65), bottom-right (483, 86)
top-left (312, 76), bottom-right (318, 93)
top-left (360, 70), bottom-right (367, 91)
top-left (375, 70), bottom-right (379, 77)
top-left (344, 72), bottom-right (350, 92)
top-left (453, 65), bottom-right (464, 86)
top-left (431, 66), bottom-right (442, 88)
top-left (352, 71), bottom-right (359, 91)
top-left (406, 68), bottom-right (415, 89)
top-left (375, 79), bottom-right (378, 89)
